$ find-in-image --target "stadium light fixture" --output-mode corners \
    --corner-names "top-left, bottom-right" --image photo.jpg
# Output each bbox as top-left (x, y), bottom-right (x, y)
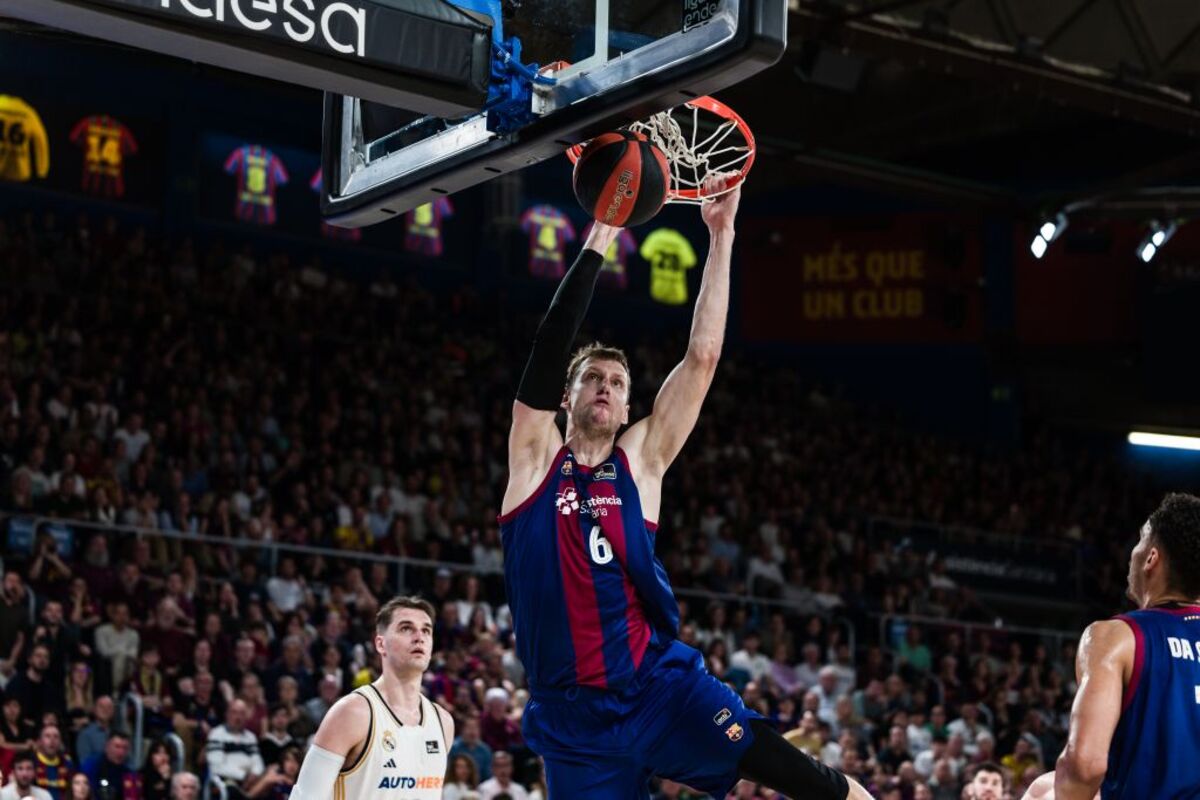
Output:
top-left (1128, 431), bottom-right (1200, 451)
top-left (1030, 212), bottom-right (1067, 259)
top-left (1136, 220), bottom-right (1177, 263)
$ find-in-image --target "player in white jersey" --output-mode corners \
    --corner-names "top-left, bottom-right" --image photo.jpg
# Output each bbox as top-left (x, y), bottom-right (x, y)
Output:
top-left (290, 596), bottom-right (454, 800)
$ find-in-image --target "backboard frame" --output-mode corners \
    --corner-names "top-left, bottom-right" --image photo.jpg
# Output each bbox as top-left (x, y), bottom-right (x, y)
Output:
top-left (321, 0), bottom-right (787, 227)
top-left (0, 0), bottom-right (494, 117)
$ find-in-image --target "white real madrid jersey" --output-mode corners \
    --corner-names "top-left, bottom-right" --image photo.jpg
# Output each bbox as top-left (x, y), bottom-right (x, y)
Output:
top-left (335, 684), bottom-right (448, 800)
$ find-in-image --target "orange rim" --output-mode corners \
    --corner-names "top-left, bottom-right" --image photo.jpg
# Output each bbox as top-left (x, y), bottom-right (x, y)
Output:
top-left (565, 95), bottom-right (755, 202)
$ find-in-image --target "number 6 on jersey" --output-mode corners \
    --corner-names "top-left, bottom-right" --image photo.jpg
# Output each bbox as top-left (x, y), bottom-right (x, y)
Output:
top-left (589, 525), bottom-right (613, 565)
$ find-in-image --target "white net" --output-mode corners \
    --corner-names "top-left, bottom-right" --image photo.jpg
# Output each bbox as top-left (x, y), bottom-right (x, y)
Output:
top-left (629, 101), bottom-right (753, 204)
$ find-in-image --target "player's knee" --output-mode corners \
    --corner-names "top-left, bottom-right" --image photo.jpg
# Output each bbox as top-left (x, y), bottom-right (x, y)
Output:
top-left (738, 719), bottom-right (848, 800)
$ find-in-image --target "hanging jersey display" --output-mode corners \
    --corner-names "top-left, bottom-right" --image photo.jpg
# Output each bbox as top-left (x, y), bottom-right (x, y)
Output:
top-left (520, 205), bottom-right (577, 279)
top-left (404, 198), bottom-right (454, 256)
top-left (224, 145), bottom-right (289, 225)
top-left (0, 95), bottom-right (49, 182)
top-left (641, 228), bottom-right (698, 305)
top-left (69, 114), bottom-right (138, 197)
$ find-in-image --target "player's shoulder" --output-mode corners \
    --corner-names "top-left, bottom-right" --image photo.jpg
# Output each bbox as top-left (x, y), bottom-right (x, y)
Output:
top-left (1079, 618), bottom-right (1136, 663)
top-left (325, 688), bottom-right (373, 726)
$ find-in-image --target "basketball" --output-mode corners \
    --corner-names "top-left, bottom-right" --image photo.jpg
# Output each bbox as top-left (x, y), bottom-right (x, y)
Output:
top-left (572, 130), bottom-right (670, 227)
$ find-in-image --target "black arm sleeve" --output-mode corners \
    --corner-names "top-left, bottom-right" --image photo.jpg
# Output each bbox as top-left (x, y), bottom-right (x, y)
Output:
top-left (516, 248), bottom-right (605, 410)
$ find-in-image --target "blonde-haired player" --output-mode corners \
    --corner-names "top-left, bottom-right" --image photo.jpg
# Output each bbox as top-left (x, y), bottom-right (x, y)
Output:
top-left (291, 596), bottom-right (453, 800)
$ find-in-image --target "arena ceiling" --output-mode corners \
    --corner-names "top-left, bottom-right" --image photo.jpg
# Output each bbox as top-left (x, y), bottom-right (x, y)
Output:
top-left (724, 0), bottom-right (1200, 212)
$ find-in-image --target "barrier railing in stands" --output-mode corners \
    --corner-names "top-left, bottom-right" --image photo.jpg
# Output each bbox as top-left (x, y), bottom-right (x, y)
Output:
top-left (164, 732), bottom-right (186, 775)
top-left (4, 512), bottom-right (859, 656)
top-left (204, 774), bottom-right (229, 800)
top-left (119, 692), bottom-right (144, 770)
top-left (875, 612), bottom-right (1080, 680)
top-left (866, 515), bottom-right (1086, 603)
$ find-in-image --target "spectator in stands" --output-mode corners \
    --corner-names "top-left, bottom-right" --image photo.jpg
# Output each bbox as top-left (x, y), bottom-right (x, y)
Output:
top-left (477, 751), bottom-right (528, 800)
top-left (812, 666), bottom-right (844, 724)
top-left (730, 631), bottom-right (771, 683)
top-left (80, 732), bottom-right (137, 799)
top-left (443, 753), bottom-right (481, 800)
top-left (480, 689), bottom-right (522, 754)
top-left (258, 705), bottom-right (295, 767)
top-left (7, 644), bottom-right (52, 726)
top-left (205, 699), bottom-right (264, 800)
top-left (876, 725), bottom-right (913, 774)
top-left (0, 573), bottom-right (30, 680)
top-left (2, 750), bottom-right (52, 800)
top-left (794, 643), bottom-right (822, 690)
top-left (913, 734), bottom-right (945, 779)
top-left (264, 558), bottom-right (306, 622)
top-left (74, 696), bottom-right (114, 767)
top-left (947, 702), bottom-right (991, 758)
top-left (450, 716), bottom-right (493, 782)
top-left (33, 723), bottom-right (74, 800)
top-left (141, 600), bottom-right (193, 677)
top-left (244, 746), bottom-right (298, 799)
top-left (67, 772), bottom-right (94, 800)
top-left (172, 670), bottom-right (223, 772)
top-left (236, 673), bottom-right (268, 738)
top-left (261, 638), bottom-right (310, 703)
top-left (964, 762), bottom-right (1004, 800)
top-left (93, 603), bottom-right (137, 692)
top-left (139, 739), bottom-right (174, 800)
top-left (0, 695), bottom-right (33, 775)
top-left (301, 675), bottom-right (338, 726)
top-left (168, 772), bottom-right (200, 800)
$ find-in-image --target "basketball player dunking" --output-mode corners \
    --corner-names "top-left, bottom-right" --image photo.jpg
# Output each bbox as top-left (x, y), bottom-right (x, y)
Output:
top-left (1022, 492), bottom-right (1200, 800)
top-left (290, 597), bottom-right (452, 800)
top-left (500, 173), bottom-right (871, 800)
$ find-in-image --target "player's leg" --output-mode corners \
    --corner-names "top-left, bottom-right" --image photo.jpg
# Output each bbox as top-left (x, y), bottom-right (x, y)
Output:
top-left (523, 693), bottom-right (649, 800)
top-left (737, 718), bottom-right (871, 800)
top-left (633, 643), bottom-right (760, 797)
top-left (636, 642), bottom-right (865, 800)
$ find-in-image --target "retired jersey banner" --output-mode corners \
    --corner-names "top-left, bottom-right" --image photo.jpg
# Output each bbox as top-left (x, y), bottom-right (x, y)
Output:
top-left (741, 214), bottom-right (983, 344)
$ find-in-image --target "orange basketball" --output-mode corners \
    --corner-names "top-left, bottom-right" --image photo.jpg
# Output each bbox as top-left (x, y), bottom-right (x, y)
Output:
top-left (572, 130), bottom-right (670, 227)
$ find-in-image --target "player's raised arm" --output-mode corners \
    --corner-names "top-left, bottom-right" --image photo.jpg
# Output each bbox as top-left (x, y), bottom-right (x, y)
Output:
top-left (502, 223), bottom-right (622, 513)
top-left (622, 173), bottom-right (739, 478)
top-left (1054, 620), bottom-right (1132, 800)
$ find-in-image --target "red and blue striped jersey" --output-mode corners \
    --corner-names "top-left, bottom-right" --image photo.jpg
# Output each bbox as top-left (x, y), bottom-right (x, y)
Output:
top-left (224, 145), bottom-right (288, 225)
top-left (499, 446), bottom-right (679, 693)
top-left (1103, 603), bottom-right (1200, 799)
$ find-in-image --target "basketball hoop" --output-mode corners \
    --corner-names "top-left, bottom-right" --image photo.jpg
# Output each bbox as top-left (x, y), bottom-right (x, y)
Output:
top-left (566, 95), bottom-right (755, 205)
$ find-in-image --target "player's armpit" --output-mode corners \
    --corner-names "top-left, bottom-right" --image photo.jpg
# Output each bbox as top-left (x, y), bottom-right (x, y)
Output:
top-left (502, 400), bottom-right (563, 515)
top-left (1055, 620), bottom-right (1134, 800)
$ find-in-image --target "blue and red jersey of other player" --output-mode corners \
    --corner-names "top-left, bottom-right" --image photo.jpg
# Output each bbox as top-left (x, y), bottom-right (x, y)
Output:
top-left (1103, 603), bottom-right (1200, 799)
top-left (224, 145), bottom-right (288, 225)
top-left (499, 447), bottom-right (679, 693)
